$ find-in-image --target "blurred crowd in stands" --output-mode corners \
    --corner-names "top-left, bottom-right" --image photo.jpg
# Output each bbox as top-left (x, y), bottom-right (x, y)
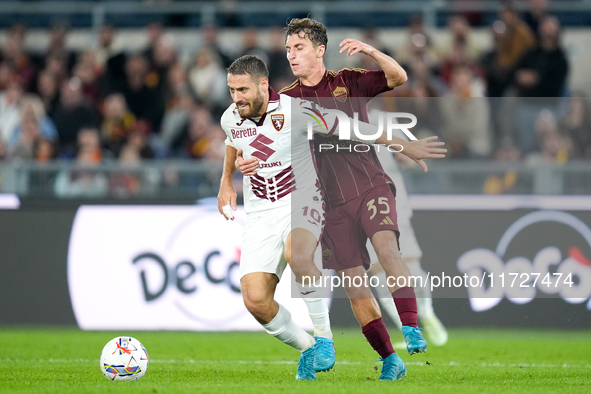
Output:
top-left (385, 0), bottom-right (583, 166)
top-left (0, 0), bottom-right (588, 183)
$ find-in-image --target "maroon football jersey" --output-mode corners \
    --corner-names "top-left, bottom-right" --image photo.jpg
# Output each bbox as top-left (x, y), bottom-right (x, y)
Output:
top-left (280, 68), bottom-right (394, 208)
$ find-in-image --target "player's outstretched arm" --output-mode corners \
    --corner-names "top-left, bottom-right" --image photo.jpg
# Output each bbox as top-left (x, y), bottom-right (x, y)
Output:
top-left (339, 38), bottom-right (407, 88)
top-left (235, 149), bottom-right (259, 176)
top-left (375, 135), bottom-right (447, 172)
top-left (218, 145), bottom-right (238, 220)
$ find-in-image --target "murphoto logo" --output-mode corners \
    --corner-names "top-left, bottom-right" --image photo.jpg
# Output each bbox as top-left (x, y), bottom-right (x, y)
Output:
top-left (303, 106), bottom-right (329, 133)
top-left (302, 103), bottom-right (418, 153)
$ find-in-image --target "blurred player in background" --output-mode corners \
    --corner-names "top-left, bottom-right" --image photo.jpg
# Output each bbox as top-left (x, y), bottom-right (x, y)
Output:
top-left (367, 144), bottom-right (448, 347)
top-left (279, 18), bottom-right (445, 380)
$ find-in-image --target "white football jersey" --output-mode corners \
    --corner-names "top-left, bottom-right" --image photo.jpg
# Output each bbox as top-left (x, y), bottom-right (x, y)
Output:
top-left (221, 89), bottom-right (349, 214)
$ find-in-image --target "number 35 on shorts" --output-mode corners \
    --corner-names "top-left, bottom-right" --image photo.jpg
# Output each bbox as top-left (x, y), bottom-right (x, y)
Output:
top-left (367, 197), bottom-right (390, 220)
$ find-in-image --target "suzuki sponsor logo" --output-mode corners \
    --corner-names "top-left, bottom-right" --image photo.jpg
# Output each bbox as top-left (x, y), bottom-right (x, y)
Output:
top-left (249, 134), bottom-right (276, 162)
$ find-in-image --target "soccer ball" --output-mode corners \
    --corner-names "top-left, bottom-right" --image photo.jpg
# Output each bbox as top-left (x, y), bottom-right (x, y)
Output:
top-left (99, 336), bottom-right (149, 381)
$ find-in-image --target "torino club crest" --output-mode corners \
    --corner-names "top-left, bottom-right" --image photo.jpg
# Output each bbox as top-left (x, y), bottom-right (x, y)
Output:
top-left (271, 114), bottom-right (284, 131)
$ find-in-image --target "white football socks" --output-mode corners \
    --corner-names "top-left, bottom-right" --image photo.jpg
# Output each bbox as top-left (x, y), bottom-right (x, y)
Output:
top-left (296, 278), bottom-right (333, 340)
top-left (263, 304), bottom-right (315, 352)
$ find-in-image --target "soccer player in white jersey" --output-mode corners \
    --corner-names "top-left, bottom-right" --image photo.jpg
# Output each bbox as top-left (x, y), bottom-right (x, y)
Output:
top-left (217, 55), bottom-right (446, 380)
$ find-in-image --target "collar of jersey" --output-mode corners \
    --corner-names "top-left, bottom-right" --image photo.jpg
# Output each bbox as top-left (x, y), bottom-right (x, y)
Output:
top-left (266, 86), bottom-right (280, 112)
top-left (298, 69), bottom-right (329, 90)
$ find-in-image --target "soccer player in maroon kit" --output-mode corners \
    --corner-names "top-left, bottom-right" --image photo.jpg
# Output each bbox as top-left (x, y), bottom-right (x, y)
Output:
top-left (279, 18), bottom-right (430, 380)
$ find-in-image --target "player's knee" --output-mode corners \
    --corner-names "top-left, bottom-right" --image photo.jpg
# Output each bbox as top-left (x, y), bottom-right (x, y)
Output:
top-left (372, 231), bottom-right (400, 261)
top-left (289, 250), bottom-right (313, 273)
top-left (243, 293), bottom-right (272, 318)
top-left (374, 243), bottom-right (399, 263)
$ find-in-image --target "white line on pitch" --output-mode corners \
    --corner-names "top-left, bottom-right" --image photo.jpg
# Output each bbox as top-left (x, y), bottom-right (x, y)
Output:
top-left (0, 358), bottom-right (360, 365)
top-left (1, 358), bottom-right (589, 369)
top-left (405, 361), bottom-right (591, 368)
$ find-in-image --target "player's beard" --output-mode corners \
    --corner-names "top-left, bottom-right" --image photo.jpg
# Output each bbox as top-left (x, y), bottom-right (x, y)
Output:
top-left (237, 88), bottom-right (265, 119)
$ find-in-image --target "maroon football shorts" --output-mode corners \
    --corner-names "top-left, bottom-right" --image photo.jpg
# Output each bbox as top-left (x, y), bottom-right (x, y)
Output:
top-left (321, 184), bottom-right (399, 271)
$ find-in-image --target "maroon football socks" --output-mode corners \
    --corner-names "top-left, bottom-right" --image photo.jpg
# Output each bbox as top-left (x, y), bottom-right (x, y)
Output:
top-left (392, 287), bottom-right (418, 327)
top-left (361, 317), bottom-right (395, 359)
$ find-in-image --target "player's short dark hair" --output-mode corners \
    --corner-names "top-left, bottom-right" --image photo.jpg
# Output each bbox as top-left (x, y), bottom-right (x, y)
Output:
top-left (227, 55), bottom-right (269, 81)
top-left (285, 18), bottom-right (328, 48)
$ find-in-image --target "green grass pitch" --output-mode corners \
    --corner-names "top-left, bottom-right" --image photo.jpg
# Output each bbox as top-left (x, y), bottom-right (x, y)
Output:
top-left (1, 327), bottom-right (590, 393)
